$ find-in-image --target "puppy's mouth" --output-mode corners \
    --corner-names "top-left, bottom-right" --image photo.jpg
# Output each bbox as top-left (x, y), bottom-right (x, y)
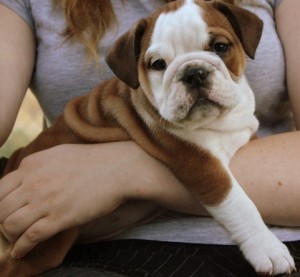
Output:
top-left (185, 88), bottom-right (224, 123)
top-left (190, 87), bottom-right (219, 106)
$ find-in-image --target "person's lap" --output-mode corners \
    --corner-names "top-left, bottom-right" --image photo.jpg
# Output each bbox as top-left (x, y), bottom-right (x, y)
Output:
top-left (39, 239), bottom-right (300, 277)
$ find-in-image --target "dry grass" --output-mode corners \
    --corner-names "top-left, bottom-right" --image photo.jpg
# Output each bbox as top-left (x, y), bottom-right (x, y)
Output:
top-left (0, 91), bottom-right (43, 157)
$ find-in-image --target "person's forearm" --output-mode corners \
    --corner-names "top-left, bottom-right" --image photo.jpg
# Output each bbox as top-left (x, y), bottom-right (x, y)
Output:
top-left (0, 4), bottom-right (36, 145)
top-left (78, 133), bottom-right (300, 228)
top-left (275, 0), bottom-right (300, 129)
top-left (136, 130), bottom-right (300, 227)
top-left (231, 131), bottom-right (300, 226)
top-left (110, 142), bottom-right (204, 215)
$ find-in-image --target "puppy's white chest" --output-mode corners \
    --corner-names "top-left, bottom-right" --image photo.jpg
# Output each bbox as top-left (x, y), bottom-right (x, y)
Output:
top-left (172, 128), bottom-right (251, 165)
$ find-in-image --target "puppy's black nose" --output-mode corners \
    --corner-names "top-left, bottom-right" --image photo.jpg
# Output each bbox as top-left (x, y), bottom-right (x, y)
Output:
top-left (181, 67), bottom-right (209, 88)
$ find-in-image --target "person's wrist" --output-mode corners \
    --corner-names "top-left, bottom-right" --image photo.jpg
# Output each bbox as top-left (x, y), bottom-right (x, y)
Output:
top-left (113, 142), bottom-right (162, 201)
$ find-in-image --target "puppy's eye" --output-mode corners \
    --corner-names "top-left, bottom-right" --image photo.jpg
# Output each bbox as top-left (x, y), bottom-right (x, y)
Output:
top-left (151, 59), bottom-right (167, 71)
top-left (213, 42), bottom-right (229, 55)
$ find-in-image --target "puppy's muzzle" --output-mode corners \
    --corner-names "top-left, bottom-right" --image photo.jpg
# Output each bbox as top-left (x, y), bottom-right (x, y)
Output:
top-left (180, 65), bottom-right (213, 104)
top-left (181, 66), bottom-right (210, 89)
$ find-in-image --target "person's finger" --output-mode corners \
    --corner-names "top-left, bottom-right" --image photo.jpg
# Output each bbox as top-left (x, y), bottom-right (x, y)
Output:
top-left (0, 170), bottom-right (22, 201)
top-left (0, 185), bottom-right (28, 223)
top-left (10, 217), bottom-right (59, 259)
top-left (2, 204), bottom-right (47, 242)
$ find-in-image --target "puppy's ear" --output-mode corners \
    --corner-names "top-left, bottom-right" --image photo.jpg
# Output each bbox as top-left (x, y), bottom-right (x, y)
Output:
top-left (105, 19), bottom-right (147, 89)
top-left (212, 1), bottom-right (263, 59)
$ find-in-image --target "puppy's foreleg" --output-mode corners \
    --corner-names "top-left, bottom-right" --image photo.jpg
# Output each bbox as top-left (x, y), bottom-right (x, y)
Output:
top-left (205, 173), bottom-right (295, 275)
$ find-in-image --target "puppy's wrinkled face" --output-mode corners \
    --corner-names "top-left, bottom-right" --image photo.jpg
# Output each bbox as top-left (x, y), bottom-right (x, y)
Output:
top-left (141, 0), bottom-right (251, 127)
top-left (106, 0), bottom-right (262, 130)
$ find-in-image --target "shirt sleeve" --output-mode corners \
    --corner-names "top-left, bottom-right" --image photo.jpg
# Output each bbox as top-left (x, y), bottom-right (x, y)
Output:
top-left (274, 0), bottom-right (283, 8)
top-left (0, 0), bottom-right (34, 31)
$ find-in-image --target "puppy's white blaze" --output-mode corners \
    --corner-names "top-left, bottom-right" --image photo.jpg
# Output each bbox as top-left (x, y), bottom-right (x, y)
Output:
top-left (149, 0), bottom-right (209, 108)
top-left (151, 1), bottom-right (208, 55)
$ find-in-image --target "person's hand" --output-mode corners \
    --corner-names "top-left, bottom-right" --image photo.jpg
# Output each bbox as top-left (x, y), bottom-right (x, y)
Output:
top-left (0, 142), bottom-right (137, 259)
top-left (0, 142), bottom-right (202, 259)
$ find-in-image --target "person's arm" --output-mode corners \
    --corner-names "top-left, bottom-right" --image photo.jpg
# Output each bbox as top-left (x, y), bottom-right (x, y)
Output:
top-left (4, 131), bottom-right (300, 259)
top-left (0, 4), bottom-right (35, 146)
top-left (0, 142), bottom-right (202, 258)
top-left (231, 131), bottom-right (300, 227)
top-left (275, 0), bottom-right (300, 129)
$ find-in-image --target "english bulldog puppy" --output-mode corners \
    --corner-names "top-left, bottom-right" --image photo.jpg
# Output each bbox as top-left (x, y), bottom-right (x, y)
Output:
top-left (0, 0), bottom-right (295, 276)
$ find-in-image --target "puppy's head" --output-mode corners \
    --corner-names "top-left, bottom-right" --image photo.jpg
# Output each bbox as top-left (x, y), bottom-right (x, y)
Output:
top-left (106, 0), bottom-right (263, 126)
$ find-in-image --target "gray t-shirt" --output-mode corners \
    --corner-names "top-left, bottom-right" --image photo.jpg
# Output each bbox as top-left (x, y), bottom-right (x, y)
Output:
top-left (1, 0), bottom-right (299, 244)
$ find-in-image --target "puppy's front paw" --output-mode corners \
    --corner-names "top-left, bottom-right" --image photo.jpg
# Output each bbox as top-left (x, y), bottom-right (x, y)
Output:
top-left (241, 231), bottom-right (296, 275)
